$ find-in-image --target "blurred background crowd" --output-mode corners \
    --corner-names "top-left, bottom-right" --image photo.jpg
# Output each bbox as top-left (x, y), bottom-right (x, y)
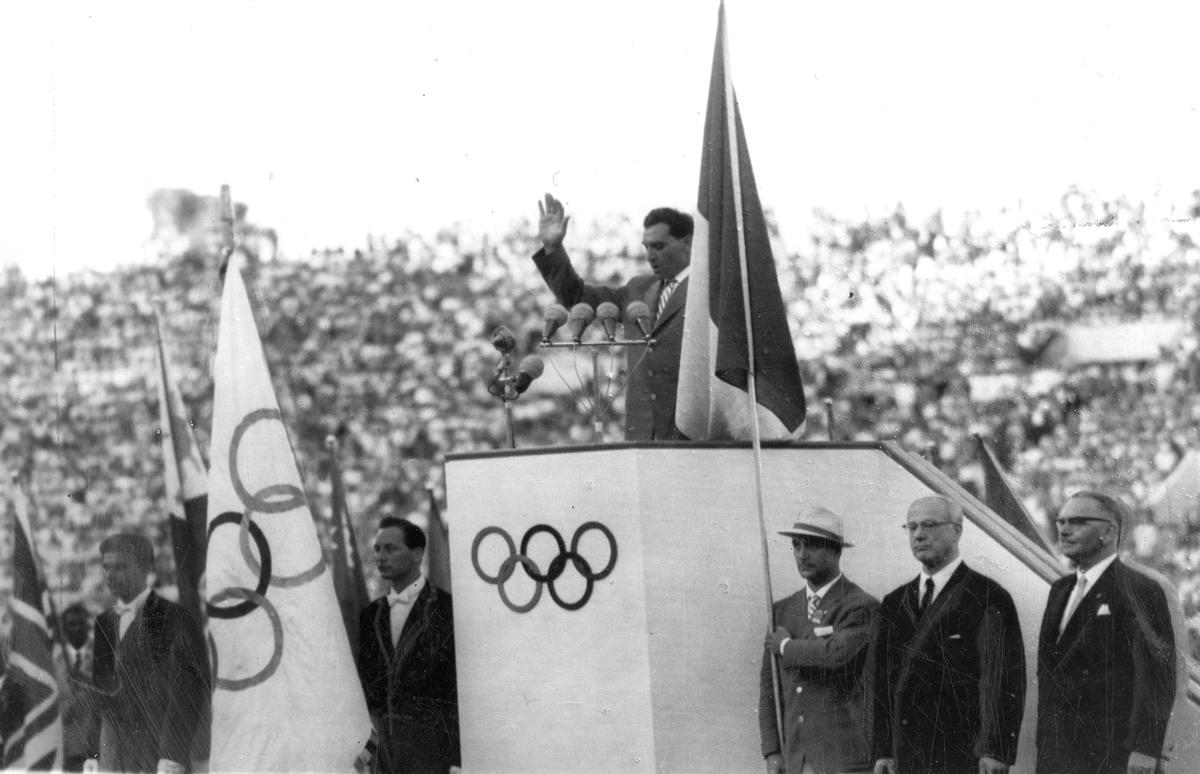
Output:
top-left (1, 185), bottom-right (1199, 666)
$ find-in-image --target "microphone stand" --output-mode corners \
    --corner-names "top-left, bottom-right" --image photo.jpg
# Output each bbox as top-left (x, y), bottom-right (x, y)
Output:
top-left (485, 351), bottom-right (524, 449)
top-left (540, 335), bottom-right (656, 440)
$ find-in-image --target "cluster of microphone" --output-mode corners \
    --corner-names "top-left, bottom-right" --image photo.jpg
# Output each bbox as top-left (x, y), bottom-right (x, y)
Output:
top-left (541, 301), bottom-right (653, 344)
top-left (488, 325), bottom-right (543, 397)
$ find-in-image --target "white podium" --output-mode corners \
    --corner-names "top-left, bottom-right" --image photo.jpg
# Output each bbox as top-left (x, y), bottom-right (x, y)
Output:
top-left (444, 442), bottom-right (1200, 773)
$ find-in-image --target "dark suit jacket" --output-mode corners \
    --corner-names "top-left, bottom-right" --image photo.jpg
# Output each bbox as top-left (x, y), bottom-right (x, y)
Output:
top-left (357, 582), bottom-right (460, 774)
top-left (1036, 558), bottom-right (1176, 774)
top-left (872, 563), bottom-right (1026, 774)
top-left (533, 246), bottom-right (687, 441)
top-left (760, 575), bottom-right (879, 773)
top-left (92, 592), bottom-right (208, 773)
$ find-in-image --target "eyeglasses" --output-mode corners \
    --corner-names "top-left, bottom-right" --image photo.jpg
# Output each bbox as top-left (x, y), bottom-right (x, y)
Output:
top-left (901, 520), bottom-right (956, 534)
top-left (1054, 517), bottom-right (1114, 529)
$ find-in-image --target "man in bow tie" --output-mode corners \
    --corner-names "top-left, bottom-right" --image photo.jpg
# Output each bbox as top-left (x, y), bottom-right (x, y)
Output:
top-left (91, 533), bottom-right (207, 774)
top-left (357, 517), bottom-right (460, 774)
top-left (1036, 492), bottom-right (1176, 774)
top-left (872, 495), bottom-right (1026, 774)
top-left (760, 506), bottom-right (879, 774)
top-left (533, 192), bottom-right (692, 440)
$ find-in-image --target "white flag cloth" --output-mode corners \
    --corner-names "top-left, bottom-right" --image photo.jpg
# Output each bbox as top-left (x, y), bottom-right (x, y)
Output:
top-left (206, 253), bottom-right (370, 771)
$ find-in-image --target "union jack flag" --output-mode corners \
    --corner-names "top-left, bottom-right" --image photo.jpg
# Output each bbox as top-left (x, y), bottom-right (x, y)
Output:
top-left (2, 485), bottom-right (62, 770)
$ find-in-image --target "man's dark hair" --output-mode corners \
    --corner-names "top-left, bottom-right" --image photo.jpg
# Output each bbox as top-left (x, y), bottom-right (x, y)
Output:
top-left (644, 208), bottom-right (694, 240)
top-left (379, 516), bottom-right (427, 551)
top-left (99, 533), bottom-right (154, 569)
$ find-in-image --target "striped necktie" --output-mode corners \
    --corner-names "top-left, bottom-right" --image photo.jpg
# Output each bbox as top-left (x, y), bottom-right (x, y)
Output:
top-left (657, 278), bottom-right (677, 318)
top-left (807, 593), bottom-right (821, 622)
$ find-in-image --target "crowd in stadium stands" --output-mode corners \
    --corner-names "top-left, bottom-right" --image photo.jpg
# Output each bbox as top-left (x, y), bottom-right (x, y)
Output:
top-left (1, 187), bottom-right (1199, 666)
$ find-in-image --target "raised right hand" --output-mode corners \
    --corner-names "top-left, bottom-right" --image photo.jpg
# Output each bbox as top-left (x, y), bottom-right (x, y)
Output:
top-left (538, 193), bottom-right (570, 250)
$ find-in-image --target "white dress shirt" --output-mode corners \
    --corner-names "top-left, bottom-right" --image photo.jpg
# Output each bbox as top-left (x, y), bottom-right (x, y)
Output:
top-left (113, 587), bottom-right (151, 640)
top-left (1059, 553), bottom-right (1118, 633)
top-left (388, 576), bottom-right (426, 646)
top-left (918, 555), bottom-right (963, 607)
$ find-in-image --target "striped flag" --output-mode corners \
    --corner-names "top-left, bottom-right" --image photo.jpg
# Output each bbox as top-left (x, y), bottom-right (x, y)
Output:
top-left (326, 435), bottom-right (369, 653)
top-left (154, 311), bottom-right (209, 625)
top-left (2, 486), bottom-right (62, 771)
top-left (976, 435), bottom-right (1051, 551)
top-left (425, 485), bottom-right (452, 594)
top-left (676, 2), bottom-right (806, 440)
top-left (205, 252), bottom-right (370, 771)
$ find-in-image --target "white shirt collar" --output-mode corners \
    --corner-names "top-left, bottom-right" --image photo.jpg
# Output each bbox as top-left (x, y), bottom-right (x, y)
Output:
top-left (919, 555), bottom-right (963, 598)
top-left (1076, 553), bottom-right (1118, 588)
top-left (387, 575), bottom-right (426, 606)
top-left (807, 573), bottom-right (843, 600)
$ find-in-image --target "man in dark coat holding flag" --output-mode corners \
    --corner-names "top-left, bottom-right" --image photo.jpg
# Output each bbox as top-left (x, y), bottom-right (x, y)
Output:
top-left (357, 517), bottom-right (460, 774)
top-left (532, 192), bottom-right (692, 441)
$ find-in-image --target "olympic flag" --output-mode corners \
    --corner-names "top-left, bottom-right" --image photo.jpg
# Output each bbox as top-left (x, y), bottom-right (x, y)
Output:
top-left (675, 2), bottom-right (806, 440)
top-left (206, 253), bottom-right (370, 771)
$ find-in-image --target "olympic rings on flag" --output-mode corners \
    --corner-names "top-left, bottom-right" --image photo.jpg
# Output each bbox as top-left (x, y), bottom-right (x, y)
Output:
top-left (206, 511), bottom-right (272, 619)
top-left (237, 509), bottom-right (326, 588)
top-left (229, 409), bottom-right (307, 514)
top-left (471, 522), bottom-right (618, 613)
top-left (207, 586), bottom-right (284, 691)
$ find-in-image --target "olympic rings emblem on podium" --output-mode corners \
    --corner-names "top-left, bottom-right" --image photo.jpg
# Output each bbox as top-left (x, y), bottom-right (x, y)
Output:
top-left (471, 522), bottom-right (618, 613)
top-left (204, 408), bottom-right (328, 691)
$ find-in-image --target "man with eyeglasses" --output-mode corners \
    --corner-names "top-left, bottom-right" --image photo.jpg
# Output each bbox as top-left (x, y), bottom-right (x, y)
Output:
top-left (1035, 492), bottom-right (1175, 774)
top-left (872, 495), bottom-right (1025, 774)
top-left (760, 506), bottom-right (879, 774)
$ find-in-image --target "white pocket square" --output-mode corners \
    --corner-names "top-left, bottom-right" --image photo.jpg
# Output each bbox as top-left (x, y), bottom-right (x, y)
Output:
top-left (1097, 604), bottom-right (1111, 616)
top-left (948, 634), bottom-right (963, 640)
top-left (813, 626), bottom-right (834, 637)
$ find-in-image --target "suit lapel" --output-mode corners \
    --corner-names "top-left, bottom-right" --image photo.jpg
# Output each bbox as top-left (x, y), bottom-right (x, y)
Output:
top-left (392, 585), bottom-right (433, 671)
top-left (899, 577), bottom-right (921, 626)
top-left (1040, 575), bottom-right (1073, 658)
top-left (895, 564), bottom-right (970, 697)
top-left (1054, 563), bottom-right (1117, 663)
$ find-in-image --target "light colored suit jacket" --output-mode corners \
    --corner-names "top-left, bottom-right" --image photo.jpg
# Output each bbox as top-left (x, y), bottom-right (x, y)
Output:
top-left (760, 575), bottom-right (879, 773)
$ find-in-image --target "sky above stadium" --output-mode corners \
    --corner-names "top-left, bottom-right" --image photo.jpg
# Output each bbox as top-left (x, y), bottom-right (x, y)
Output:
top-left (2, 1), bottom-right (1199, 279)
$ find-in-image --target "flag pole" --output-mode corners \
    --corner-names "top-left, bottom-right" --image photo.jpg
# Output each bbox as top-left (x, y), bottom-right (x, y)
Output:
top-left (719, 2), bottom-right (785, 752)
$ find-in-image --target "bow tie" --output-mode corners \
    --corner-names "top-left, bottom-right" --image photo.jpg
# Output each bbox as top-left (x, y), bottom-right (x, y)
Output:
top-left (388, 586), bottom-right (420, 606)
top-left (113, 599), bottom-right (138, 617)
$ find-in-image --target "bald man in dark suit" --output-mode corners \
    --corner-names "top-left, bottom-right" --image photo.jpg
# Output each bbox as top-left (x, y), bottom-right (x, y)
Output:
top-left (533, 193), bottom-right (691, 440)
top-left (1036, 492), bottom-right (1175, 774)
top-left (872, 496), bottom-right (1026, 774)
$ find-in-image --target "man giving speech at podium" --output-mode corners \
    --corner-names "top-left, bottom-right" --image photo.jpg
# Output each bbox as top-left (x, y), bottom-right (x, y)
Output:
top-left (532, 193), bottom-right (692, 440)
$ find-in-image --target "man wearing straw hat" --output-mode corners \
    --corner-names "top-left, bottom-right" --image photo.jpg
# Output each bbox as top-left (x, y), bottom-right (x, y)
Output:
top-left (760, 506), bottom-right (879, 774)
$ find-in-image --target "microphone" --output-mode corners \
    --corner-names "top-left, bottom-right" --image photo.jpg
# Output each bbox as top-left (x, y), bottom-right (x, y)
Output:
top-left (490, 325), bottom-right (516, 354)
top-left (596, 302), bottom-right (619, 341)
top-left (542, 304), bottom-right (569, 342)
top-left (567, 303), bottom-right (595, 343)
top-left (515, 355), bottom-right (544, 394)
top-left (625, 301), bottom-right (653, 339)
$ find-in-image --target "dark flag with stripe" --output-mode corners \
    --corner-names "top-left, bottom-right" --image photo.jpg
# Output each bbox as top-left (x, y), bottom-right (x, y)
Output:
top-left (326, 435), bottom-right (370, 653)
top-left (2, 486), bottom-right (62, 770)
top-left (676, 2), bottom-right (806, 440)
